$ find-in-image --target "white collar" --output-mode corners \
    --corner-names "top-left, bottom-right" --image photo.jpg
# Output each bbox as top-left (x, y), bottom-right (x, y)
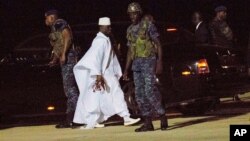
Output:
top-left (97, 32), bottom-right (109, 40)
top-left (196, 21), bottom-right (203, 30)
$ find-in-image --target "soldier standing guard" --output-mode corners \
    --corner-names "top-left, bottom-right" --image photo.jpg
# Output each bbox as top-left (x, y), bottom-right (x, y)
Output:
top-left (123, 2), bottom-right (168, 132)
top-left (45, 10), bottom-right (79, 128)
top-left (209, 6), bottom-right (233, 48)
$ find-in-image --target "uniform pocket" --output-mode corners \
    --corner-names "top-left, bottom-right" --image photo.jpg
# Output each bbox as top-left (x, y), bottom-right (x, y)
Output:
top-left (132, 59), bottom-right (141, 72)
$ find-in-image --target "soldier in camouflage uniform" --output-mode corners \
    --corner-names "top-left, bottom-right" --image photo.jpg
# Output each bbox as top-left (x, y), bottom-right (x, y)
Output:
top-left (209, 6), bottom-right (233, 48)
top-left (45, 10), bottom-right (79, 128)
top-left (123, 2), bottom-right (168, 132)
top-left (210, 6), bottom-right (241, 101)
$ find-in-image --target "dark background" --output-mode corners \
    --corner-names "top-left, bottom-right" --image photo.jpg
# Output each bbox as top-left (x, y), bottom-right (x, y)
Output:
top-left (1, 0), bottom-right (250, 56)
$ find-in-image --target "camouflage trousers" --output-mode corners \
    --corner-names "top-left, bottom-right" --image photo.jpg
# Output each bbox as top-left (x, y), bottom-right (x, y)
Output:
top-left (132, 56), bottom-right (165, 117)
top-left (61, 49), bottom-right (79, 114)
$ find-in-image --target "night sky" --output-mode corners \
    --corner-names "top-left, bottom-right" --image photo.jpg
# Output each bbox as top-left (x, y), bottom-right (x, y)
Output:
top-left (1, 0), bottom-right (250, 56)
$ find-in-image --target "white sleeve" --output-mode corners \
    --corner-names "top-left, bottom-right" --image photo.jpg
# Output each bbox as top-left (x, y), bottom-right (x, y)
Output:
top-left (76, 38), bottom-right (106, 77)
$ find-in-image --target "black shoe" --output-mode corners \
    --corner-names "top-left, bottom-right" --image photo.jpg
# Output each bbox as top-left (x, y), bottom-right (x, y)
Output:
top-left (135, 124), bottom-right (154, 132)
top-left (71, 123), bottom-right (84, 129)
top-left (135, 117), bottom-right (154, 132)
top-left (160, 115), bottom-right (168, 130)
top-left (55, 122), bottom-right (73, 129)
top-left (55, 112), bottom-right (77, 129)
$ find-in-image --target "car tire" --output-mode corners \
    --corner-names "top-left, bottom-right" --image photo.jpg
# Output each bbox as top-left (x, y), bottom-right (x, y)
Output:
top-left (178, 98), bottom-right (220, 116)
top-left (178, 104), bottom-right (208, 116)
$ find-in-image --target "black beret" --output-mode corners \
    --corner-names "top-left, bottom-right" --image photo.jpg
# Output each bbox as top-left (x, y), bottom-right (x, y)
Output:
top-left (45, 9), bottom-right (58, 16)
top-left (215, 6), bottom-right (227, 12)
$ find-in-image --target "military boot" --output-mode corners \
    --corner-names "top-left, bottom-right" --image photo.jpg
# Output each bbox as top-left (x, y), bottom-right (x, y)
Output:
top-left (135, 117), bottom-right (154, 132)
top-left (55, 112), bottom-right (74, 129)
top-left (160, 114), bottom-right (168, 130)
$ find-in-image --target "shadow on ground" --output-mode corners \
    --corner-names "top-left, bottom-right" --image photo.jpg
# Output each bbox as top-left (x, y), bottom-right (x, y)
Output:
top-left (164, 113), bottom-right (247, 131)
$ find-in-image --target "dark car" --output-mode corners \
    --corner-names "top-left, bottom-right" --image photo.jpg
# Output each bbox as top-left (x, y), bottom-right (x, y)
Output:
top-left (0, 22), bottom-right (249, 124)
top-left (0, 34), bottom-right (65, 123)
top-left (0, 25), bottom-right (103, 124)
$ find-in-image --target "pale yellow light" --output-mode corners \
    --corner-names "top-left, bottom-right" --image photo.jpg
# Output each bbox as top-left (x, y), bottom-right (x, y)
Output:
top-left (182, 71), bottom-right (191, 76)
top-left (47, 106), bottom-right (55, 111)
top-left (167, 28), bottom-right (177, 32)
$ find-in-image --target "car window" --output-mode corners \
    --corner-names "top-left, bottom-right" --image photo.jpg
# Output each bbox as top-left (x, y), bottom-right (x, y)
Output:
top-left (14, 34), bottom-right (50, 52)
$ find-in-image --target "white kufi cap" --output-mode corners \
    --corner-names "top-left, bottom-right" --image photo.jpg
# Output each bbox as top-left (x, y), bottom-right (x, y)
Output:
top-left (98, 17), bottom-right (111, 26)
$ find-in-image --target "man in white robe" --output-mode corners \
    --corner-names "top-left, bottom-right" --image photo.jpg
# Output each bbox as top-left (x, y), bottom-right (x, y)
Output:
top-left (73, 17), bottom-right (140, 129)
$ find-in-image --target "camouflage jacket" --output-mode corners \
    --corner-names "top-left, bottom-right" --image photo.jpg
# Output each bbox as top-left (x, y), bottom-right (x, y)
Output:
top-left (49, 19), bottom-right (72, 57)
top-left (209, 19), bottom-right (233, 47)
top-left (126, 19), bottom-right (159, 59)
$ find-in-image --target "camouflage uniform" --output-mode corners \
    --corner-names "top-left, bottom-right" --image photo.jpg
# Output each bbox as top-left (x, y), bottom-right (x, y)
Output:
top-left (49, 19), bottom-right (79, 115)
top-left (127, 20), bottom-right (165, 117)
top-left (209, 19), bottom-right (233, 47)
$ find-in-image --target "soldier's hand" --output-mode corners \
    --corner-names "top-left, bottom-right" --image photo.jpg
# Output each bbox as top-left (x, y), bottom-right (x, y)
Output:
top-left (60, 54), bottom-right (66, 65)
top-left (156, 60), bottom-right (163, 75)
top-left (48, 58), bottom-right (58, 67)
top-left (123, 71), bottom-right (130, 81)
top-left (48, 61), bottom-right (57, 67)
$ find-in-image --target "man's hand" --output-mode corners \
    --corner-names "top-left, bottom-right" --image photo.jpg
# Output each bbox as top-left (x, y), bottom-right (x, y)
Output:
top-left (48, 60), bottom-right (57, 67)
top-left (156, 60), bottom-right (163, 75)
top-left (93, 75), bottom-right (106, 92)
top-left (123, 47), bottom-right (132, 81)
top-left (123, 70), bottom-right (130, 81)
top-left (60, 54), bottom-right (66, 65)
top-left (48, 56), bottom-right (58, 67)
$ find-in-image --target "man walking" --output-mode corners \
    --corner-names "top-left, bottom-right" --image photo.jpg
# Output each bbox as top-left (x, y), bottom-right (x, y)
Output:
top-left (45, 10), bottom-right (79, 128)
top-left (123, 2), bottom-right (168, 132)
top-left (73, 17), bottom-right (140, 129)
